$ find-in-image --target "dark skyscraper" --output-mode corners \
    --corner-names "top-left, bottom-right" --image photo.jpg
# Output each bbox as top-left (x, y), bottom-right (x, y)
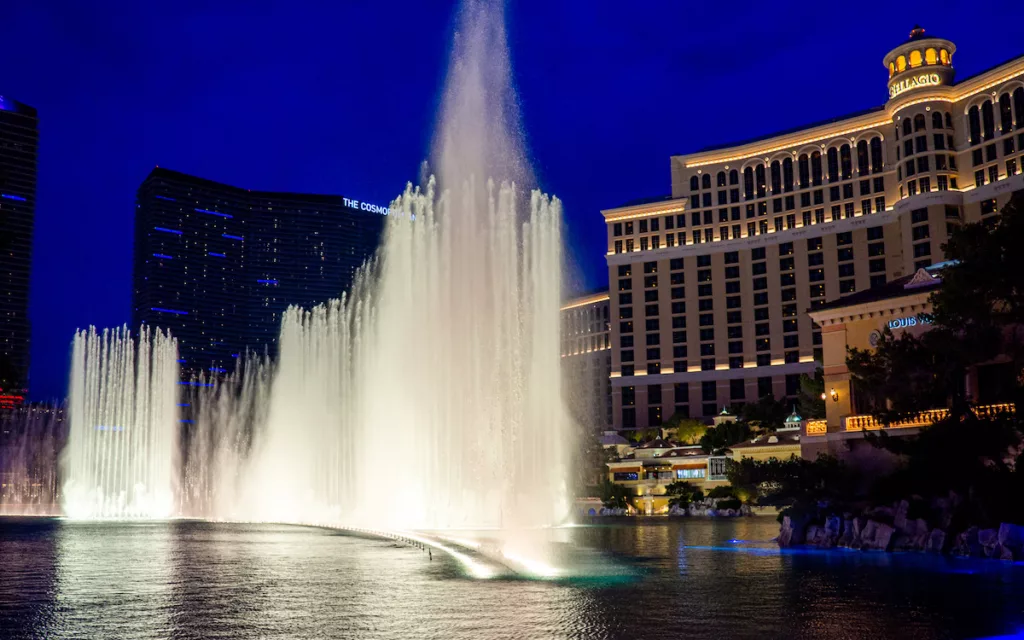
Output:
top-left (0, 95), bottom-right (38, 398)
top-left (132, 168), bottom-right (385, 375)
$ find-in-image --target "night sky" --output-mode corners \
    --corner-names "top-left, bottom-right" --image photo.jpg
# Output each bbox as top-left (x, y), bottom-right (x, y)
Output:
top-left (2, 1), bottom-right (1022, 400)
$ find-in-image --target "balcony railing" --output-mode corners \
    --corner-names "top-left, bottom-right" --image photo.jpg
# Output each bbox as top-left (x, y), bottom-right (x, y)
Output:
top-left (805, 419), bottom-right (827, 435)
top-left (844, 403), bottom-right (1014, 432)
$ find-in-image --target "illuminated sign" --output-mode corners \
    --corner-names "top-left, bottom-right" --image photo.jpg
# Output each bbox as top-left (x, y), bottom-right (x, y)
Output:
top-left (342, 197), bottom-right (415, 220)
top-left (887, 315), bottom-right (932, 330)
top-left (889, 73), bottom-right (942, 99)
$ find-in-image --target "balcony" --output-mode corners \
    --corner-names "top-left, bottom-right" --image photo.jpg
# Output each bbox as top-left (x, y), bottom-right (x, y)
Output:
top-left (844, 403), bottom-right (1014, 432)
top-left (805, 419), bottom-right (827, 435)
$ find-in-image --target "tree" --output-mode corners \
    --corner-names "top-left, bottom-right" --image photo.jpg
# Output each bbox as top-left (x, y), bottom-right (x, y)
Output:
top-left (699, 421), bottom-right (752, 455)
top-left (664, 481), bottom-right (703, 510)
top-left (574, 434), bottom-right (618, 496)
top-left (598, 476), bottom-right (631, 511)
top-left (740, 395), bottom-right (789, 430)
top-left (726, 454), bottom-right (854, 512)
top-left (797, 368), bottom-right (825, 419)
top-left (663, 412), bottom-right (706, 444)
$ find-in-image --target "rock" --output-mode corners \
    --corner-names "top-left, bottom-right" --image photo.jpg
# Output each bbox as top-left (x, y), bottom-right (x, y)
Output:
top-left (838, 517), bottom-right (856, 547)
top-left (873, 523), bottom-right (895, 551)
top-left (998, 523), bottom-right (1024, 551)
top-left (925, 528), bottom-right (946, 553)
top-left (894, 500), bottom-right (910, 532)
top-left (779, 515), bottom-right (809, 547)
top-left (998, 544), bottom-right (1016, 561)
top-left (953, 526), bottom-right (982, 557)
top-left (979, 528), bottom-right (1000, 557)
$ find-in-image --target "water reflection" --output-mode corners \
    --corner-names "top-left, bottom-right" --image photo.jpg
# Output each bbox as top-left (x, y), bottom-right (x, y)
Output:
top-left (2, 518), bottom-right (1024, 639)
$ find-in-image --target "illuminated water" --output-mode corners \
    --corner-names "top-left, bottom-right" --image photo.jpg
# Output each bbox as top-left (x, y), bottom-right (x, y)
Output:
top-left (2, 518), bottom-right (1022, 639)
top-left (0, 407), bottom-right (64, 516)
top-left (61, 327), bottom-right (180, 519)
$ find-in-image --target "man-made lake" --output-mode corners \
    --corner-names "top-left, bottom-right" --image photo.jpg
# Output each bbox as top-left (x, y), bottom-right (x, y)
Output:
top-left (1, 517), bottom-right (1022, 639)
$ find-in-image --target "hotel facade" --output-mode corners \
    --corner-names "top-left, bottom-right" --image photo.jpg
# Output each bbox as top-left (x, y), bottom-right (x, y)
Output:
top-left (560, 292), bottom-right (612, 433)
top-left (602, 27), bottom-right (1024, 431)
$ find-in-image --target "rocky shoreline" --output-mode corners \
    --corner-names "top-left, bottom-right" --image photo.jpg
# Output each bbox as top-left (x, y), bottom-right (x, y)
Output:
top-left (778, 497), bottom-right (1024, 560)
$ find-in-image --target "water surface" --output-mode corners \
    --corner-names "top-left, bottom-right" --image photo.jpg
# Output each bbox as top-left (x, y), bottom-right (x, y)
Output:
top-left (1, 518), bottom-right (1022, 639)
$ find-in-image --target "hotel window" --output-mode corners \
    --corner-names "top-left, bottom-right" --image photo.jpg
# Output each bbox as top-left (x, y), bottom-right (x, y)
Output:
top-left (871, 274), bottom-right (887, 288)
top-left (718, 208), bottom-right (729, 223)
top-left (703, 193), bottom-right (712, 208)
top-left (969, 106), bottom-right (982, 145)
top-left (704, 229), bottom-right (713, 242)
top-left (671, 286), bottom-right (685, 300)
top-left (756, 164), bottom-right (767, 198)
top-left (618, 278), bottom-right (632, 291)
top-left (645, 304), bottom-right (658, 317)
top-left (717, 171), bottom-right (727, 187)
top-left (904, 139), bottom-right (914, 158)
top-left (798, 154), bottom-right (810, 188)
top-left (802, 211), bottom-right (812, 226)
top-left (809, 252), bottom-right (824, 266)
top-left (747, 222), bottom-right (756, 237)
top-left (702, 174), bottom-right (712, 190)
top-left (730, 378), bottom-right (746, 400)
top-left (861, 199), bottom-right (872, 215)
top-left (622, 365), bottom-right (634, 377)
top-left (732, 224), bottom-right (741, 238)
top-left (699, 314), bottom-right (714, 326)
top-left (911, 208), bottom-right (928, 224)
top-left (743, 167), bottom-right (754, 199)
top-left (640, 238), bottom-right (648, 251)
top-left (913, 242), bottom-right (931, 258)
top-left (730, 188), bottom-right (740, 203)
top-left (670, 258), bottom-right (683, 271)
top-left (782, 288), bottom-right (797, 302)
top-left (934, 134), bottom-right (945, 150)
top-left (975, 170), bottom-right (986, 188)
top-left (840, 144), bottom-right (852, 180)
top-left (619, 292), bottom-right (632, 305)
top-left (647, 348), bottom-right (661, 362)
top-left (648, 363), bottom-right (661, 375)
top-left (756, 354), bottom-right (771, 366)
top-left (932, 111), bottom-right (944, 129)
top-left (827, 147), bottom-right (839, 182)
top-left (972, 149), bottom-right (984, 167)
top-left (644, 290), bottom-right (658, 303)
top-left (800, 193), bottom-right (811, 208)
top-left (620, 321), bottom-right (633, 334)
top-left (644, 275), bottom-right (658, 288)
top-left (651, 218), bottom-right (660, 232)
top-left (812, 151), bottom-right (823, 185)
top-left (676, 214), bottom-right (686, 228)
top-left (646, 318), bottom-right (660, 332)
top-left (771, 161), bottom-right (782, 193)
top-left (840, 280), bottom-right (856, 294)
top-left (786, 214), bottom-right (796, 229)
top-left (831, 205), bottom-right (841, 221)
top-left (808, 268), bottom-right (824, 282)
top-left (920, 177), bottom-right (931, 193)
top-left (727, 311), bottom-right (742, 324)
top-left (809, 284), bottom-right (825, 298)
top-left (672, 316), bottom-right (686, 329)
top-left (648, 406), bottom-right (663, 427)
top-left (844, 203), bottom-right (855, 218)
top-left (873, 177), bottom-right (885, 192)
top-left (807, 237), bottom-right (823, 251)
top-left (867, 226), bottom-right (883, 241)
top-left (754, 292), bottom-right (769, 306)
top-left (666, 235), bottom-right (675, 247)
top-left (626, 239), bottom-right (634, 252)
top-left (936, 155), bottom-right (947, 171)
top-left (868, 242), bottom-right (884, 257)
top-left (843, 183), bottom-right (854, 199)
top-left (914, 113), bottom-right (926, 131)
top-left (755, 338), bottom-right (770, 352)
top-left (857, 140), bottom-right (870, 175)
top-left (814, 190), bottom-right (823, 205)
top-left (981, 199), bottom-right (997, 215)
top-left (830, 186), bottom-right (841, 201)
top-left (639, 220), bottom-right (648, 233)
top-left (838, 263), bottom-right (855, 278)
top-left (702, 380), bottom-right (717, 403)
top-left (652, 236), bottom-right (661, 249)
top-left (905, 160), bottom-right (916, 176)
top-left (613, 223), bottom-right (622, 236)
top-left (625, 221), bottom-right (634, 234)
top-left (698, 298), bottom-right (713, 311)
top-left (758, 202), bottom-right (768, 216)
top-left (986, 144), bottom-right (997, 162)
top-left (838, 247), bottom-right (854, 262)
top-left (783, 158), bottom-right (794, 192)
top-left (759, 221), bottom-right (768, 235)
top-left (783, 335), bottom-right (799, 349)
top-left (860, 179), bottom-right (870, 196)
top-left (621, 350), bottom-right (634, 362)
top-left (989, 165), bottom-right (1000, 184)
top-left (774, 217), bottom-right (783, 232)
top-left (691, 196), bottom-right (700, 209)
top-left (690, 176), bottom-right (699, 191)
top-left (665, 216), bottom-right (674, 230)
top-left (902, 118), bottom-right (913, 137)
top-left (982, 100), bottom-right (996, 140)
top-left (870, 258), bottom-right (886, 273)
top-left (870, 137), bottom-right (883, 173)
top-left (814, 208), bottom-right (825, 224)
top-left (785, 196), bottom-right (795, 211)
top-left (908, 180), bottom-right (917, 196)
top-left (614, 241), bottom-right (622, 254)
top-left (1006, 138), bottom-right (1016, 155)
top-left (730, 169), bottom-right (740, 185)
top-left (917, 156), bottom-right (929, 173)
top-left (1009, 159), bottom-right (1018, 177)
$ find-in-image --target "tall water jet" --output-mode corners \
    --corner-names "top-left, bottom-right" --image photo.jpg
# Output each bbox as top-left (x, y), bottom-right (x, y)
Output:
top-left (62, 326), bottom-right (180, 519)
top-left (216, 0), bottom-right (571, 532)
top-left (0, 404), bottom-right (65, 515)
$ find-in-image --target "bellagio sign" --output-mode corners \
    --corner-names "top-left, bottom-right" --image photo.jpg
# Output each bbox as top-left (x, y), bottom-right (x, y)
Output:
top-left (889, 73), bottom-right (943, 99)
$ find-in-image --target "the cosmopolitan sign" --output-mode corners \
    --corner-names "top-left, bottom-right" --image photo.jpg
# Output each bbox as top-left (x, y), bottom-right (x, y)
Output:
top-left (887, 315), bottom-right (932, 330)
top-left (342, 197), bottom-right (414, 220)
top-left (889, 73), bottom-right (942, 98)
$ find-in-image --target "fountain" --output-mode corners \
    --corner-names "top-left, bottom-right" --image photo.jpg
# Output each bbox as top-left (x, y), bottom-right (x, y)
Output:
top-left (61, 0), bottom-right (572, 562)
top-left (61, 326), bottom-right (180, 519)
top-left (0, 404), bottom-right (64, 515)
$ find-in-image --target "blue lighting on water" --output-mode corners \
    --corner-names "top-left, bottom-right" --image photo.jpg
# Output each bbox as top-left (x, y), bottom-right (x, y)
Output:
top-left (1, 194), bottom-right (26, 202)
top-left (177, 403), bottom-right (191, 407)
top-left (208, 252), bottom-right (226, 258)
top-left (222, 234), bottom-right (244, 241)
top-left (176, 359), bottom-right (187, 363)
top-left (152, 307), bottom-right (188, 315)
top-left (178, 381), bottom-right (214, 387)
top-left (209, 367), bottom-right (226, 373)
top-left (181, 419), bottom-right (194, 424)
top-left (257, 279), bottom-right (278, 285)
top-left (195, 208), bottom-right (232, 218)
top-left (231, 353), bottom-right (239, 358)
top-left (153, 253), bottom-right (173, 259)
top-left (154, 227), bottom-right (183, 235)
top-left (94, 425), bottom-right (125, 432)
top-left (154, 195), bottom-right (176, 202)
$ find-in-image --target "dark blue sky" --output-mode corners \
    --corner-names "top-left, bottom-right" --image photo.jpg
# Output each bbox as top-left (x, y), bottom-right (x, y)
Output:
top-left (2, 1), bottom-right (1022, 400)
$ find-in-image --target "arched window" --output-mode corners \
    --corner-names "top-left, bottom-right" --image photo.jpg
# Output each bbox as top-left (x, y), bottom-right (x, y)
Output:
top-left (690, 175), bottom-right (699, 191)
top-left (702, 173), bottom-right (711, 189)
top-left (932, 112), bottom-right (943, 129)
top-left (798, 154), bottom-right (810, 188)
top-left (999, 93), bottom-right (1013, 134)
top-left (903, 118), bottom-right (912, 136)
top-left (811, 151), bottom-right (823, 186)
top-left (968, 106), bottom-right (981, 145)
top-left (894, 124), bottom-right (900, 140)
top-left (729, 169), bottom-right (739, 185)
top-left (770, 161), bottom-right (781, 193)
top-left (870, 138), bottom-right (883, 173)
top-left (897, 55), bottom-right (907, 72)
top-left (925, 48), bottom-right (937, 65)
top-left (909, 50), bottom-right (923, 68)
top-left (940, 49), bottom-right (950, 64)
top-left (717, 171), bottom-right (726, 187)
top-left (982, 100), bottom-right (995, 140)
top-left (782, 157), bottom-right (794, 192)
top-left (840, 144), bottom-right (852, 180)
top-left (914, 114), bottom-right (926, 132)
top-left (755, 165), bottom-right (766, 198)
top-left (827, 147), bottom-right (839, 182)
top-left (1014, 88), bottom-right (1024, 130)
top-left (945, 112), bottom-right (952, 128)
top-left (889, 62), bottom-right (895, 78)
top-left (743, 167), bottom-right (754, 199)
top-left (856, 140), bottom-right (869, 175)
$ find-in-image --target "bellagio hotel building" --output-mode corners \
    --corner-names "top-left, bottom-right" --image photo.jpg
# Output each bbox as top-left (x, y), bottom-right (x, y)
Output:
top-left (602, 27), bottom-right (1024, 430)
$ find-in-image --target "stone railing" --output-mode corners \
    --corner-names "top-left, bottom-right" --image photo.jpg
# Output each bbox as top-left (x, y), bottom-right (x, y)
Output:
top-left (805, 419), bottom-right (827, 435)
top-left (844, 403), bottom-right (1015, 431)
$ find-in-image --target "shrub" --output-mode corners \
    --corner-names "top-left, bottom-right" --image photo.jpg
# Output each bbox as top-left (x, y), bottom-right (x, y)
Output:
top-left (715, 498), bottom-right (742, 511)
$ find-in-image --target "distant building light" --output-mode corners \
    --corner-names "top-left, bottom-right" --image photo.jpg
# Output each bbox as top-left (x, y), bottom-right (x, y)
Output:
top-left (154, 227), bottom-right (183, 235)
top-left (195, 208), bottom-right (232, 218)
top-left (154, 195), bottom-right (176, 202)
top-left (1, 194), bottom-right (27, 202)
top-left (153, 253), bottom-right (174, 259)
top-left (209, 367), bottom-right (226, 373)
top-left (231, 353), bottom-right (239, 358)
top-left (257, 279), bottom-right (279, 285)
top-left (222, 234), bottom-right (244, 241)
top-left (208, 252), bottom-right (226, 257)
top-left (152, 307), bottom-right (188, 315)
top-left (176, 359), bottom-right (187, 363)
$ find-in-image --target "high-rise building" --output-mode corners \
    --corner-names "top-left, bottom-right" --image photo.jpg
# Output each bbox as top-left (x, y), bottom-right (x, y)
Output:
top-left (0, 95), bottom-right (38, 398)
top-left (602, 27), bottom-right (1024, 430)
top-left (560, 291), bottom-right (612, 432)
top-left (132, 168), bottom-right (385, 374)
